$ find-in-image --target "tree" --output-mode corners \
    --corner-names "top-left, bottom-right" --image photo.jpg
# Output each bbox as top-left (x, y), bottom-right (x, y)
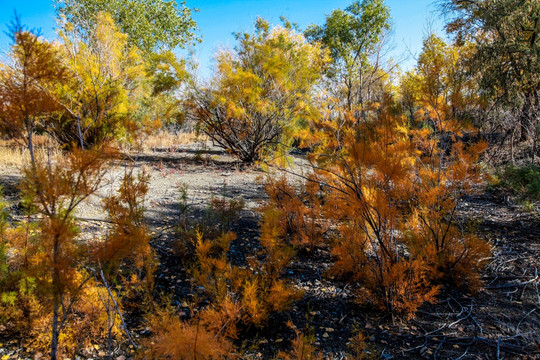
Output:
top-left (53, 12), bottom-right (148, 149)
top-left (441, 0), bottom-right (540, 151)
top-left (305, 0), bottom-right (391, 112)
top-left (0, 17), bottom-right (65, 166)
top-left (18, 148), bottom-right (113, 359)
top-left (54, 0), bottom-right (199, 54)
top-left (399, 33), bottom-right (481, 130)
top-left (191, 18), bottom-right (329, 164)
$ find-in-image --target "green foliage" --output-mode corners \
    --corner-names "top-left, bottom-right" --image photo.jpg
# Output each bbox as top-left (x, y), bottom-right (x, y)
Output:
top-left (442, 0), bottom-right (540, 142)
top-left (55, 0), bottom-right (199, 53)
top-left (491, 165), bottom-right (540, 201)
top-left (305, 0), bottom-right (390, 68)
top-left (305, 0), bottom-right (391, 111)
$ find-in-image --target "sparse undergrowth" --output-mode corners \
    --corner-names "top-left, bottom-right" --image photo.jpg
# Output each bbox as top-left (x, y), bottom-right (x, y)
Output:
top-left (489, 165), bottom-right (540, 208)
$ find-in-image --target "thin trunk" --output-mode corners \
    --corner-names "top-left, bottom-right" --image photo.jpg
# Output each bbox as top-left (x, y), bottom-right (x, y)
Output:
top-left (520, 94), bottom-right (532, 142)
top-left (107, 295), bottom-right (113, 359)
top-left (26, 119), bottom-right (35, 168)
top-left (533, 125), bottom-right (538, 165)
top-left (511, 128), bottom-right (515, 165)
top-left (50, 237), bottom-right (60, 360)
top-left (76, 116), bottom-right (85, 150)
top-left (51, 294), bottom-right (60, 360)
top-left (99, 269), bottom-right (137, 348)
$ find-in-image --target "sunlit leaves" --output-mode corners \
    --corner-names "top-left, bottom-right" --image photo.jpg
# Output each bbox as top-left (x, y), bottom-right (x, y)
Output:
top-left (0, 21), bottom-right (65, 164)
top-left (193, 19), bottom-right (329, 164)
top-left (54, 12), bottom-right (148, 148)
top-left (55, 0), bottom-right (199, 53)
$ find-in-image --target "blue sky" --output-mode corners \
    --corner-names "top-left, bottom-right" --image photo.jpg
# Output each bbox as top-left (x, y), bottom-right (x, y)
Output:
top-left (0, 0), bottom-right (445, 78)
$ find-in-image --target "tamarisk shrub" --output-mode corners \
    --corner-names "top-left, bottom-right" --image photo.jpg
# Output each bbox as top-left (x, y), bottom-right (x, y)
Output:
top-left (190, 18), bottom-right (329, 164)
top-left (278, 92), bottom-right (489, 318)
top-left (16, 147), bottom-right (114, 358)
top-left (91, 169), bottom-right (156, 354)
top-left (1, 147), bottom-right (157, 358)
top-left (399, 33), bottom-right (491, 289)
top-left (191, 229), bottom-right (301, 333)
top-left (139, 305), bottom-right (234, 360)
top-left (261, 177), bottom-right (326, 250)
top-left (276, 321), bottom-right (322, 360)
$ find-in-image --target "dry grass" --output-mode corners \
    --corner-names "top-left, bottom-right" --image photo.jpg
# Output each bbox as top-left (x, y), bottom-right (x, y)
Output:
top-left (138, 131), bottom-right (203, 151)
top-left (0, 136), bottom-right (62, 168)
top-left (121, 130), bottom-right (202, 152)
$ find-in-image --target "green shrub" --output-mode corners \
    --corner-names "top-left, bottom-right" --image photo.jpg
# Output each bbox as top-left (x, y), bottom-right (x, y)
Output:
top-left (491, 165), bottom-right (540, 200)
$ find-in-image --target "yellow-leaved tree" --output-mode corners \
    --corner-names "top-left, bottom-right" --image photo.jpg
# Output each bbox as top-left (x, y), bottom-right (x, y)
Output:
top-left (190, 18), bottom-right (330, 164)
top-left (53, 12), bottom-right (149, 149)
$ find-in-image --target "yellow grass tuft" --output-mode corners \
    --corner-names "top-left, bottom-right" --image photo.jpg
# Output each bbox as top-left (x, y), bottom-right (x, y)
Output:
top-left (142, 131), bottom-right (201, 150)
top-left (125, 131), bottom-right (204, 152)
top-left (0, 136), bottom-right (62, 168)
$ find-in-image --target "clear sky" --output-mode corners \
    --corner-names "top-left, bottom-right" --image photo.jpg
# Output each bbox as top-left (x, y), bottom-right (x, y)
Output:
top-left (0, 0), bottom-right (445, 78)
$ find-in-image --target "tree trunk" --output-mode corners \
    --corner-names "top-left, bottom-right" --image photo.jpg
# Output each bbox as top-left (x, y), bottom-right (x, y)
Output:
top-left (76, 116), bottom-right (85, 150)
top-left (519, 94), bottom-right (533, 142)
top-left (50, 237), bottom-right (60, 360)
top-left (51, 294), bottom-right (59, 360)
top-left (26, 119), bottom-right (35, 168)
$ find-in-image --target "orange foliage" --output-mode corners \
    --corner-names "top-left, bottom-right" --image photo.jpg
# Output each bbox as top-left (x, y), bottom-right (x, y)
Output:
top-left (140, 307), bottom-right (234, 360)
top-left (94, 169), bottom-right (155, 301)
top-left (276, 321), bottom-right (322, 360)
top-left (262, 177), bottom-right (326, 249)
top-left (292, 90), bottom-right (488, 317)
top-left (405, 125), bottom-right (490, 290)
top-left (400, 35), bottom-right (491, 289)
top-left (0, 22), bottom-right (65, 165)
top-left (346, 330), bottom-right (370, 360)
top-left (190, 230), bottom-right (301, 331)
top-left (303, 97), bottom-right (439, 317)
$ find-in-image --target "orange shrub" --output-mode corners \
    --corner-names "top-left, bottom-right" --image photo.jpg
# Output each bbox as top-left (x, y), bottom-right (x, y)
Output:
top-left (276, 321), bottom-right (322, 360)
top-left (139, 307), bottom-right (234, 360)
top-left (190, 230), bottom-right (301, 331)
top-left (262, 177), bottom-right (326, 249)
top-left (295, 93), bottom-right (488, 317)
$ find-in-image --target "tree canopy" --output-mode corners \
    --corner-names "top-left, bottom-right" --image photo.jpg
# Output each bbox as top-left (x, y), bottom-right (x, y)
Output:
top-left (54, 0), bottom-right (199, 53)
top-left (192, 18), bottom-right (329, 164)
top-left (305, 0), bottom-right (391, 110)
top-left (441, 0), bottom-right (540, 141)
